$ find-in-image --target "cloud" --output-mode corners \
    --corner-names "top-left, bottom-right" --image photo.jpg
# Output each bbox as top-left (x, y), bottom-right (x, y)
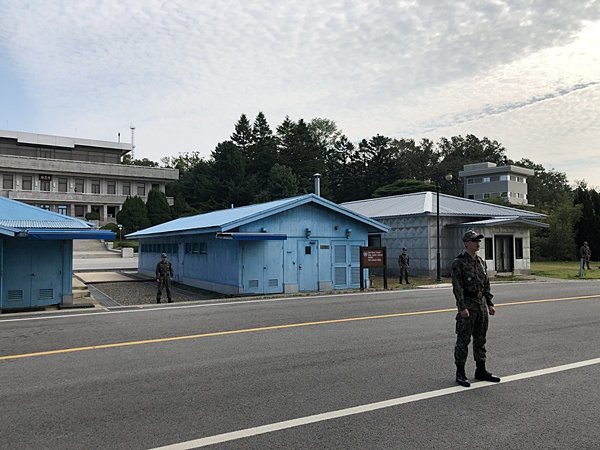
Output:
top-left (0, 0), bottom-right (599, 183)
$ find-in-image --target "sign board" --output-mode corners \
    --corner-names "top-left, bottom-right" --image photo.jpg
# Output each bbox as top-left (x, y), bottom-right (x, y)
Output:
top-left (359, 246), bottom-right (387, 290)
top-left (360, 246), bottom-right (386, 268)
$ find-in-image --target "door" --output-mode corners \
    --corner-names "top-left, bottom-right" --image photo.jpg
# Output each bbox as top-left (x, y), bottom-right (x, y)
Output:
top-left (1, 240), bottom-right (62, 308)
top-left (332, 241), bottom-right (361, 289)
top-left (242, 241), bottom-right (284, 294)
top-left (298, 239), bottom-right (319, 291)
top-left (494, 235), bottom-right (514, 272)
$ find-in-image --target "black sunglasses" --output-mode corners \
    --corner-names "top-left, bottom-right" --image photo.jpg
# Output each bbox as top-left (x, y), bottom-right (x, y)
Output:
top-left (468, 239), bottom-right (481, 243)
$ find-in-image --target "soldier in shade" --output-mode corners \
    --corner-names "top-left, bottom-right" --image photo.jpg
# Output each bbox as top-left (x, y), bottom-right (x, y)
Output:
top-left (580, 241), bottom-right (592, 270)
top-left (398, 247), bottom-right (410, 284)
top-left (156, 252), bottom-right (174, 303)
top-left (452, 230), bottom-right (501, 387)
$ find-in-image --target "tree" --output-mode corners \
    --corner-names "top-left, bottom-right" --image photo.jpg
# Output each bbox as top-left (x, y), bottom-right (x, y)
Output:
top-left (531, 193), bottom-right (581, 261)
top-left (250, 112), bottom-right (279, 192)
top-left (121, 155), bottom-right (159, 167)
top-left (515, 159), bottom-right (571, 209)
top-left (573, 183), bottom-right (600, 260)
top-left (146, 189), bottom-right (173, 226)
top-left (372, 179), bottom-right (435, 197)
top-left (117, 196), bottom-right (151, 234)
top-left (161, 151), bottom-right (202, 175)
top-left (253, 164), bottom-right (300, 203)
top-left (231, 113), bottom-right (254, 160)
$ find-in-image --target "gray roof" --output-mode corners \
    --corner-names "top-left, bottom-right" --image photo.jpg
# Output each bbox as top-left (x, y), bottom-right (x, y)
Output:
top-left (127, 194), bottom-right (389, 238)
top-left (341, 192), bottom-right (546, 220)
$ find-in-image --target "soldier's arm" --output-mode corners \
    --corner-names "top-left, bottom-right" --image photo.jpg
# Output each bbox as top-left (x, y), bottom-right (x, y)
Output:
top-left (451, 259), bottom-right (467, 311)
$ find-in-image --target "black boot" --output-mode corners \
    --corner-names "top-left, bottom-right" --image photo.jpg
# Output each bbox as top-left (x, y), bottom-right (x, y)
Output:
top-left (456, 365), bottom-right (470, 387)
top-left (474, 361), bottom-right (501, 382)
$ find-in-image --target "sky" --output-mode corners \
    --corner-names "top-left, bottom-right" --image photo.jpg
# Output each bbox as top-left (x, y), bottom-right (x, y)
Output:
top-left (1, 0), bottom-right (599, 186)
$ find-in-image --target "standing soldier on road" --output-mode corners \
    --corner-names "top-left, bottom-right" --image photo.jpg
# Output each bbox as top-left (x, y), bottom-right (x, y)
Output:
top-left (398, 247), bottom-right (410, 284)
top-left (452, 230), bottom-right (501, 387)
top-left (156, 252), bottom-right (174, 303)
top-left (580, 241), bottom-right (592, 270)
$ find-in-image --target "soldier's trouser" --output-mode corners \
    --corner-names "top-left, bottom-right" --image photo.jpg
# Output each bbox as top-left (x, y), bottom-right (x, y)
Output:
top-left (399, 266), bottom-right (409, 283)
top-left (157, 277), bottom-right (172, 301)
top-left (454, 307), bottom-right (489, 366)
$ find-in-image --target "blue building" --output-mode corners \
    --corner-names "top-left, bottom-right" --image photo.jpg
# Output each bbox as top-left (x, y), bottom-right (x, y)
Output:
top-left (0, 197), bottom-right (115, 310)
top-left (127, 194), bottom-right (389, 295)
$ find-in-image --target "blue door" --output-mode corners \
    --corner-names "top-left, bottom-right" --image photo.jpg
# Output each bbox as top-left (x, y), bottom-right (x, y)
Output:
top-left (1, 240), bottom-right (62, 309)
top-left (298, 239), bottom-right (319, 291)
top-left (242, 241), bottom-right (284, 294)
top-left (332, 241), bottom-right (362, 289)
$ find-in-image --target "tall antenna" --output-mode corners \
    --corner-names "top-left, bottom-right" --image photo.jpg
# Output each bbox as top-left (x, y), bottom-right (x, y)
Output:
top-left (130, 126), bottom-right (136, 160)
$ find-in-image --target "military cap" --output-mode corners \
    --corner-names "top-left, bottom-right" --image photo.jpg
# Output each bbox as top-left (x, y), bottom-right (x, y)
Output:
top-left (462, 230), bottom-right (484, 241)
top-left (402, 247), bottom-right (407, 251)
top-left (161, 252), bottom-right (167, 258)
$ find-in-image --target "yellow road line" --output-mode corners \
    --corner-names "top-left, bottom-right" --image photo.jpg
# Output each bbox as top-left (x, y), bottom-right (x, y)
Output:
top-left (1, 294), bottom-right (598, 361)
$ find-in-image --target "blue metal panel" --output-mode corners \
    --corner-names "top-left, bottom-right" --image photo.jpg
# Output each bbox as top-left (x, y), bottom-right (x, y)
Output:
top-left (241, 241), bottom-right (284, 294)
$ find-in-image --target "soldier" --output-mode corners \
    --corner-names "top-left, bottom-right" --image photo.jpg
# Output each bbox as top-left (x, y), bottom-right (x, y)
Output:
top-left (452, 230), bottom-right (501, 387)
top-left (580, 241), bottom-right (592, 270)
top-left (156, 252), bottom-right (174, 303)
top-left (398, 247), bottom-right (410, 284)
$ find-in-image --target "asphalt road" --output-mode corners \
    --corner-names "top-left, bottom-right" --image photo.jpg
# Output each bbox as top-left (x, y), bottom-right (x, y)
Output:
top-left (1, 280), bottom-right (599, 449)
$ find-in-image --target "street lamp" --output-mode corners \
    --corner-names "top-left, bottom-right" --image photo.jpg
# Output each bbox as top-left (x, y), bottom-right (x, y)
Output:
top-left (426, 169), bottom-right (453, 281)
top-left (117, 224), bottom-right (123, 243)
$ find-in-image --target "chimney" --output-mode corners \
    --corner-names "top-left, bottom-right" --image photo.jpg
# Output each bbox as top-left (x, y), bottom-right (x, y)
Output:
top-left (313, 173), bottom-right (321, 196)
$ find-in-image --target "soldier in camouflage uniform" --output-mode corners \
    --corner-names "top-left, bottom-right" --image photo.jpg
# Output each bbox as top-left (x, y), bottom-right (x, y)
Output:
top-left (580, 241), bottom-right (591, 270)
top-left (451, 230), bottom-right (501, 387)
top-left (398, 247), bottom-right (410, 284)
top-left (156, 252), bottom-right (174, 303)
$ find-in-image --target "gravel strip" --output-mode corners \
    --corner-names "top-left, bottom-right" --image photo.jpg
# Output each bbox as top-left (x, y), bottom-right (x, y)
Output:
top-left (88, 281), bottom-right (227, 306)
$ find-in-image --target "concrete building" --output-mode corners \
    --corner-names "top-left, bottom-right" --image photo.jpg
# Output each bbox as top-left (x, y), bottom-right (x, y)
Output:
top-left (342, 191), bottom-right (547, 278)
top-left (459, 162), bottom-right (534, 205)
top-left (127, 194), bottom-right (389, 295)
top-left (0, 129), bottom-right (179, 225)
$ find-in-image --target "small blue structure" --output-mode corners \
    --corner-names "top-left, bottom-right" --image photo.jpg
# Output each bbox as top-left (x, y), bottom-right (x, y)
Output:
top-left (0, 197), bottom-right (115, 310)
top-left (127, 194), bottom-right (389, 295)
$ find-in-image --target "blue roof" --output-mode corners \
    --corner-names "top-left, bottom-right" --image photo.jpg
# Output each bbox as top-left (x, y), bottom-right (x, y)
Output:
top-left (0, 197), bottom-right (115, 240)
top-left (127, 194), bottom-right (389, 238)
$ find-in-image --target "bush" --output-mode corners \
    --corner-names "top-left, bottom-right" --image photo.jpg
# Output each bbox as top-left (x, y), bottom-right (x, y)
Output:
top-left (85, 211), bottom-right (100, 220)
top-left (101, 223), bottom-right (119, 232)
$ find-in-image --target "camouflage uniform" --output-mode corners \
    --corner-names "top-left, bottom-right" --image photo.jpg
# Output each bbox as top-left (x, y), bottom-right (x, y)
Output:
top-left (156, 255), bottom-right (174, 303)
top-left (580, 242), bottom-right (591, 270)
top-left (451, 251), bottom-right (494, 366)
top-left (398, 250), bottom-right (410, 284)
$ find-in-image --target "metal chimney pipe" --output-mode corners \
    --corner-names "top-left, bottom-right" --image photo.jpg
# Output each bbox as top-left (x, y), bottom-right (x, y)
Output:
top-left (314, 173), bottom-right (321, 196)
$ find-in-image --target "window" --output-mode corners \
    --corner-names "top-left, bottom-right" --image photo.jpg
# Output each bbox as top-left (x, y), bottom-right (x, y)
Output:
top-left (515, 238), bottom-right (523, 259)
top-left (122, 182), bottom-right (131, 196)
top-left (490, 176), bottom-right (499, 182)
top-left (39, 204), bottom-right (50, 210)
top-left (40, 149), bottom-right (52, 158)
top-left (152, 183), bottom-right (159, 191)
top-left (368, 235), bottom-right (381, 247)
top-left (473, 177), bottom-right (482, 184)
top-left (91, 179), bottom-right (100, 194)
top-left (22, 175), bottom-right (32, 190)
top-left (58, 205), bottom-right (68, 215)
top-left (468, 194), bottom-right (475, 199)
top-left (75, 205), bottom-right (85, 217)
top-left (137, 183), bottom-right (146, 196)
top-left (485, 238), bottom-right (493, 260)
top-left (3, 174), bottom-right (13, 189)
top-left (199, 242), bottom-right (207, 254)
top-left (483, 177), bottom-right (490, 183)
top-left (107, 181), bottom-right (116, 194)
top-left (40, 179), bottom-right (51, 192)
top-left (75, 178), bottom-right (84, 193)
top-left (467, 179), bottom-right (474, 184)
top-left (305, 246), bottom-right (312, 255)
top-left (483, 193), bottom-right (490, 198)
top-left (58, 177), bottom-right (68, 192)
top-left (500, 175), bottom-right (508, 181)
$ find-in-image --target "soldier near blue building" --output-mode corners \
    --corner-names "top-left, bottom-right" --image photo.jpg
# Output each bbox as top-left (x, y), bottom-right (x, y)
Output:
top-left (398, 247), bottom-right (410, 284)
top-left (156, 252), bottom-right (174, 303)
top-left (451, 230), bottom-right (501, 387)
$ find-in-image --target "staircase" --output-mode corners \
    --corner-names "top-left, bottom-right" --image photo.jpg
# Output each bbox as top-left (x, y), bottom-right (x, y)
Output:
top-left (72, 277), bottom-right (92, 300)
top-left (73, 240), bottom-right (121, 259)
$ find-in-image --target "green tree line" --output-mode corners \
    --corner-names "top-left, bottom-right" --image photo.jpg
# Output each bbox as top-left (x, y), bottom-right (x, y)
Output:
top-left (119, 112), bottom-right (598, 262)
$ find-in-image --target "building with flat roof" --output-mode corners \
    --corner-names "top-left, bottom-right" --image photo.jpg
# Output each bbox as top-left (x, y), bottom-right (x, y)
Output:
top-left (459, 162), bottom-right (534, 205)
top-left (0, 129), bottom-right (179, 225)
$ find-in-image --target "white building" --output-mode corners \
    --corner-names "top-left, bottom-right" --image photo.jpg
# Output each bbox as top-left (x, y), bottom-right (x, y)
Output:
top-left (0, 129), bottom-right (178, 224)
top-left (459, 162), bottom-right (534, 205)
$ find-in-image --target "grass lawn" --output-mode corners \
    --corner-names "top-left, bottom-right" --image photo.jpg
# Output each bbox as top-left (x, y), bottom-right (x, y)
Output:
top-left (530, 261), bottom-right (600, 280)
